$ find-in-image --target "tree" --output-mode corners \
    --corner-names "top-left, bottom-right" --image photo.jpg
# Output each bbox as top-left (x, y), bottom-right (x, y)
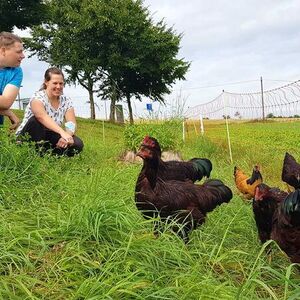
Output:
top-left (266, 113), bottom-right (275, 118)
top-left (222, 114), bottom-right (231, 119)
top-left (234, 111), bottom-right (242, 119)
top-left (26, 0), bottom-right (189, 122)
top-left (0, 0), bottom-right (47, 32)
top-left (95, 1), bottom-right (189, 123)
top-left (25, 0), bottom-right (107, 119)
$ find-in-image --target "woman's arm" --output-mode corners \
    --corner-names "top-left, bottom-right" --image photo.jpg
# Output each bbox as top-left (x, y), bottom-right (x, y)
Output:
top-left (64, 108), bottom-right (77, 135)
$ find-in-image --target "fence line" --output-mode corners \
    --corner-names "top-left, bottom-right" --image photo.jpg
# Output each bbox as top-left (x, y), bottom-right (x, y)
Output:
top-left (185, 80), bottom-right (300, 120)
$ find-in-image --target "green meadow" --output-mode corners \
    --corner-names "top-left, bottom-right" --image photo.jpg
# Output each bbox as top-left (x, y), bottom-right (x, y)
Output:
top-left (0, 116), bottom-right (300, 299)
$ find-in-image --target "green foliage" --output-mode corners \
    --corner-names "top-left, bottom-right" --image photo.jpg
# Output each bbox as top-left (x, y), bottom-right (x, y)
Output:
top-left (189, 120), bottom-right (300, 187)
top-left (26, 0), bottom-right (189, 122)
top-left (123, 120), bottom-right (183, 152)
top-left (182, 135), bottom-right (219, 159)
top-left (0, 131), bottom-right (43, 203)
top-left (0, 0), bottom-right (47, 32)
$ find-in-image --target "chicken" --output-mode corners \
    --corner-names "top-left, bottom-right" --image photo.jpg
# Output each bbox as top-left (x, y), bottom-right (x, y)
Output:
top-left (271, 189), bottom-right (300, 263)
top-left (140, 136), bottom-right (212, 183)
top-left (253, 183), bottom-right (287, 244)
top-left (135, 136), bottom-right (232, 242)
top-left (234, 165), bottom-right (263, 199)
top-left (254, 184), bottom-right (300, 263)
top-left (281, 152), bottom-right (300, 191)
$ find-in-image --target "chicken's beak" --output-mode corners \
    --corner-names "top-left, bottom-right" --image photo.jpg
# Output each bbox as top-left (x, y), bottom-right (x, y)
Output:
top-left (136, 149), bottom-right (144, 159)
top-left (254, 188), bottom-right (262, 201)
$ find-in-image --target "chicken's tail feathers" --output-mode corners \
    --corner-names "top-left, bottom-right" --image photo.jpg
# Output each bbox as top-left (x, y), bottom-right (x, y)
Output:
top-left (283, 152), bottom-right (296, 163)
top-left (246, 166), bottom-right (263, 185)
top-left (190, 158), bottom-right (212, 178)
top-left (203, 179), bottom-right (233, 203)
top-left (282, 152), bottom-right (296, 176)
top-left (282, 189), bottom-right (300, 215)
top-left (233, 166), bottom-right (241, 176)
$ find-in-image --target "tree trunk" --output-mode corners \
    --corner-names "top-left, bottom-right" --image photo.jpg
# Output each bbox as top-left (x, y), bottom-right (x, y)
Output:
top-left (87, 76), bottom-right (95, 119)
top-left (109, 81), bottom-right (116, 122)
top-left (126, 92), bottom-right (134, 124)
top-left (88, 89), bottom-right (96, 119)
top-left (109, 98), bottom-right (116, 122)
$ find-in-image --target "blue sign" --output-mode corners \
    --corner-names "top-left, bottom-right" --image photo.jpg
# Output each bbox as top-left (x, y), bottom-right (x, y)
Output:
top-left (146, 103), bottom-right (153, 111)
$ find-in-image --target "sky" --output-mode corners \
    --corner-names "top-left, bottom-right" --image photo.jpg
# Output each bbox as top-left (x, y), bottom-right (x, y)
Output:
top-left (14, 0), bottom-right (300, 119)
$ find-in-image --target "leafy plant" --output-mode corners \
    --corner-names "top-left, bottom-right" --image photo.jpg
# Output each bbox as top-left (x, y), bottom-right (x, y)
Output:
top-left (123, 120), bottom-right (183, 152)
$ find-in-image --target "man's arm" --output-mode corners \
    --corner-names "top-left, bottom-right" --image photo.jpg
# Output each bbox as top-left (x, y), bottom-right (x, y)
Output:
top-left (0, 84), bottom-right (20, 129)
top-left (0, 84), bottom-right (19, 110)
top-left (0, 109), bottom-right (19, 129)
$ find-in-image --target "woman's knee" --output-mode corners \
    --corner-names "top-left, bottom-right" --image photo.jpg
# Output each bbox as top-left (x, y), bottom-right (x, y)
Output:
top-left (72, 136), bottom-right (84, 153)
top-left (19, 116), bottom-right (46, 141)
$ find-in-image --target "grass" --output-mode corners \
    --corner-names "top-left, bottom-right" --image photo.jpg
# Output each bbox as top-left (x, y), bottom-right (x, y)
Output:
top-left (0, 114), bottom-right (299, 299)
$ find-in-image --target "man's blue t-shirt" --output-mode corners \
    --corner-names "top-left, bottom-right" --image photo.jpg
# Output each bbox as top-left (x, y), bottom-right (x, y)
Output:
top-left (0, 67), bottom-right (23, 94)
top-left (0, 67), bottom-right (23, 124)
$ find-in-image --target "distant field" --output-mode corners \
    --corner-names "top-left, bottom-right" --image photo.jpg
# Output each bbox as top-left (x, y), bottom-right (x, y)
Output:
top-left (0, 115), bottom-right (299, 299)
top-left (185, 118), bottom-right (300, 189)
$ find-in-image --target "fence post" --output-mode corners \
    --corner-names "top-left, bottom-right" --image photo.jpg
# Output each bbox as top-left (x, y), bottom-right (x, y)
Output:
top-left (222, 92), bottom-right (233, 163)
top-left (182, 119), bottom-right (185, 142)
top-left (260, 76), bottom-right (265, 120)
top-left (200, 115), bottom-right (204, 135)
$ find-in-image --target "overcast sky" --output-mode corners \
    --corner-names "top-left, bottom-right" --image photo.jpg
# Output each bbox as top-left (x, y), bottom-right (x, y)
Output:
top-left (15, 0), bottom-right (300, 118)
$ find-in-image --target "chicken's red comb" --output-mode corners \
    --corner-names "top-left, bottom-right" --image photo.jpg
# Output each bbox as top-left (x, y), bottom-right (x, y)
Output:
top-left (142, 136), bottom-right (156, 148)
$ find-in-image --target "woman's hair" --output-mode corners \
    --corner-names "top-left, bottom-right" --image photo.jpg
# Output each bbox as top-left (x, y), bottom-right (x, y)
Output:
top-left (0, 32), bottom-right (22, 48)
top-left (40, 67), bottom-right (65, 90)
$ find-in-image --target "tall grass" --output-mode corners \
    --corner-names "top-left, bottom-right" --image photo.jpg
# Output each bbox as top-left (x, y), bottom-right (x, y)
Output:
top-left (0, 117), bottom-right (299, 299)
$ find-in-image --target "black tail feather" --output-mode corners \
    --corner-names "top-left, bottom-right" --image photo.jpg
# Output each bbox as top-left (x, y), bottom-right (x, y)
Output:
top-left (282, 189), bottom-right (300, 215)
top-left (203, 179), bottom-right (233, 204)
top-left (190, 158), bottom-right (213, 178)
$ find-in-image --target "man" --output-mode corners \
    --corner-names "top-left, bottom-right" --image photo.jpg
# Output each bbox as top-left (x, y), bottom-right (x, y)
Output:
top-left (0, 32), bottom-right (25, 129)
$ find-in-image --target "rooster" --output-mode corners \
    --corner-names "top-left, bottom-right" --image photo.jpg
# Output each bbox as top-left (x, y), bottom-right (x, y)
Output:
top-left (271, 189), bottom-right (300, 263)
top-left (234, 165), bottom-right (263, 199)
top-left (253, 183), bottom-right (287, 244)
top-left (254, 184), bottom-right (300, 263)
top-left (140, 136), bottom-right (212, 183)
top-left (135, 136), bottom-right (232, 243)
top-left (281, 152), bottom-right (300, 192)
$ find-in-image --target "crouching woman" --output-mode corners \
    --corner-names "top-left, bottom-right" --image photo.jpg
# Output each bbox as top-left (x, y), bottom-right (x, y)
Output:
top-left (16, 67), bottom-right (83, 156)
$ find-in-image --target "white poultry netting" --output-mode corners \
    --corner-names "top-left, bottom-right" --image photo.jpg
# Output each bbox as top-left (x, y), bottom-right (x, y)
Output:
top-left (185, 80), bottom-right (300, 120)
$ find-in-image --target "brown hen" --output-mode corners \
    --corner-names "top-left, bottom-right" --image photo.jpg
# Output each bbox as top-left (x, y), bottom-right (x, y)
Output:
top-left (253, 183), bottom-right (287, 244)
top-left (254, 184), bottom-right (300, 263)
top-left (135, 136), bottom-right (232, 243)
top-left (140, 136), bottom-right (212, 183)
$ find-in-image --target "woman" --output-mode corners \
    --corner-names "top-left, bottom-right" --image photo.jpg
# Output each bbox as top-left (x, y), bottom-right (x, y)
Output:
top-left (16, 67), bottom-right (83, 156)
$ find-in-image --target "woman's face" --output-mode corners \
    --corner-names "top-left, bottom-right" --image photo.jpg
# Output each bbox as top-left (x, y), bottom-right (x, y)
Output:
top-left (45, 74), bottom-right (64, 98)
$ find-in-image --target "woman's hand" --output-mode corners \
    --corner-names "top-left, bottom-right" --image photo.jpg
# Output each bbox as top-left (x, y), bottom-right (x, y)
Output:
top-left (57, 131), bottom-right (74, 148)
top-left (56, 137), bottom-right (68, 148)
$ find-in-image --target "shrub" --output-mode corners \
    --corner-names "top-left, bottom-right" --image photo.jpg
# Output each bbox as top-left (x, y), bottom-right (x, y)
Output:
top-left (123, 120), bottom-right (183, 152)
